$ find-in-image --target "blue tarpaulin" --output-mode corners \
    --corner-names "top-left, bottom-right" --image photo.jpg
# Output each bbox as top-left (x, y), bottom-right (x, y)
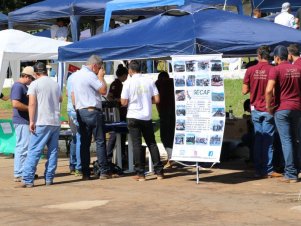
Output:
top-left (59, 7), bottom-right (301, 62)
top-left (0, 13), bottom-right (7, 24)
top-left (252, 0), bottom-right (301, 13)
top-left (103, 0), bottom-right (243, 31)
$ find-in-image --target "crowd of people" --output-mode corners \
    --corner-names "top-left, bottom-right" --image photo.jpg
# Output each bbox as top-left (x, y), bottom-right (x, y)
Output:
top-left (8, 55), bottom-right (176, 188)
top-left (242, 43), bottom-right (301, 183)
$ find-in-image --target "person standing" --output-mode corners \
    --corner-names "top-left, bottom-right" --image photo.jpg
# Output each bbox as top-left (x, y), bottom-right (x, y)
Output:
top-left (21, 62), bottom-right (62, 188)
top-left (295, 7), bottom-right (301, 30)
top-left (287, 43), bottom-right (301, 66)
top-left (106, 64), bottom-right (128, 164)
top-left (72, 55), bottom-right (111, 180)
top-left (274, 2), bottom-right (296, 28)
top-left (121, 60), bottom-right (164, 181)
top-left (10, 66), bottom-right (35, 182)
top-left (155, 71), bottom-right (175, 168)
top-left (266, 45), bottom-right (301, 183)
top-left (242, 46), bottom-right (281, 178)
top-left (66, 71), bottom-right (82, 176)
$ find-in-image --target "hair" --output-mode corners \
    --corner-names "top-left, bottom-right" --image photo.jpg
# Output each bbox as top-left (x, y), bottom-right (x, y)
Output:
top-left (86, 55), bottom-right (103, 67)
top-left (257, 45), bottom-right (271, 60)
top-left (116, 64), bottom-right (128, 77)
top-left (128, 60), bottom-right (141, 73)
top-left (33, 62), bottom-right (47, 74)
top-left (158, 71), bottom-right (169, 80)
top-left (287, 44), bottom-right (300, 57)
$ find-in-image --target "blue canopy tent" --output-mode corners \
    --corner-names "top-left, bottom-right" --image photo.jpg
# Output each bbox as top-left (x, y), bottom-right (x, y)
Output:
top-left (0, 13), bottom-right (7, 25)
top-left (103, 0), bottom-right (243, 32)
top-left (8, 0), bottom-right (111, 41)
top-left (59, 7), bottom-right (301, 62)
top-left (252, 0), bottom-right (301, 13)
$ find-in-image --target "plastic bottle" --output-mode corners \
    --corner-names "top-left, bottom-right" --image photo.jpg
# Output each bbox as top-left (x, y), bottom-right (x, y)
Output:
top-left (229, 105), bottom-right (233, 119)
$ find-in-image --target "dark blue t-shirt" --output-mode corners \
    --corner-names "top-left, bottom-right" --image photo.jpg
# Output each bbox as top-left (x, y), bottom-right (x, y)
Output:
top-left (10, 82), bottom-right (29, 124)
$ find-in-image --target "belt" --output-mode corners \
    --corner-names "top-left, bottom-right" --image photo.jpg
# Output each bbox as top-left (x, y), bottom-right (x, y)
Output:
top-left (81, 107), bottom-right (102, 111)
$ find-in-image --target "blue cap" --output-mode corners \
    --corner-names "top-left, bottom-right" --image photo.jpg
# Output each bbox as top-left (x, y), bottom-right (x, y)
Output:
top-left (270, 45), bottom-right (288, 59)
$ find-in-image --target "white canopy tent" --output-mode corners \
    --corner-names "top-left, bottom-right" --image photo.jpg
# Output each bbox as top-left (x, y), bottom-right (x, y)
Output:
top-left (0, 29), bottom-right (70, 93)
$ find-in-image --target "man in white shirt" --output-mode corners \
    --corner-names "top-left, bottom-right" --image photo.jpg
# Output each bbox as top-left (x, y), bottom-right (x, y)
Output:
top-left (71, 55), bottom-right (111, 180)
top-left (21, 62), bottom-right (62, 188)
top-left (121, 60), bottom-right (164, 181)
top-left (274, 2), bottom-right (295, 28)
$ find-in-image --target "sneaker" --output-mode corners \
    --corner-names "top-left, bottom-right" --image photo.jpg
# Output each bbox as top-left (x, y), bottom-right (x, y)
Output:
top-left (267, 172), bottom-right (283, 178)
top-left (156, 173), bottom-right (165, 180)
top-left (70, 169), bottom-right (76, 175)
top-left (74, 170), bottom-right (83, 177)
top-left (14, 177), bottom-right (22, 182)
top-left (278, 177), bottom-right (298, 183)
top-left (132, 175), bottom-right (146, 181)
top-left (164, 160), bottom-right (173, 169)
top-left (16, 183), bottom-right (34, 188)
top-left (99, 174), bottom-right (112, 180)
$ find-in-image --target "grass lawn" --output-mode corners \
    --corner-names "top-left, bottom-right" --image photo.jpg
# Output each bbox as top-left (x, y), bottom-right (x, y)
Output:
top-left (0, 79), bottom-right (249, 143)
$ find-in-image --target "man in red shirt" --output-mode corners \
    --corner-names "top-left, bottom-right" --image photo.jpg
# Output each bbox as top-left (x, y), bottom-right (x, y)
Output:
top-left (287, 43), bottom-right (301, 66)
top-left (266, 45), bottom-right (301, 183)
top-left (242, 45), bottom-right (281, 178)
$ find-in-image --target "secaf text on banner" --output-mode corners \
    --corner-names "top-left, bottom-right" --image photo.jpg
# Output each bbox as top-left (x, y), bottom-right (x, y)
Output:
top-left (171, 54), bottom-right (225, 163)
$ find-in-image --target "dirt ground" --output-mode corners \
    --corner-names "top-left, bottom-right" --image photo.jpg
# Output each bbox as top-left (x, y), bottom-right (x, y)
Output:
top-left (1, 153), bottom-right (301, 226)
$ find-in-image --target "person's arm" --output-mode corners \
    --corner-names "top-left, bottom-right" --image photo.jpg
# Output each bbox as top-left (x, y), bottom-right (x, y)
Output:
top-left (11, 100), bottom-right (28, 111)
top-left (97, 67), bottom-right (107, 95)
top-left (120, 98), bottom-right (128, 106)
top-left (152, 94), bottom-right (160, 104)
top-left (265, 80), bottom-right (276, 115)
top-left (28, 94), bottom-right (37, 133)
top-left (242, 84), bottom-right (250, 95)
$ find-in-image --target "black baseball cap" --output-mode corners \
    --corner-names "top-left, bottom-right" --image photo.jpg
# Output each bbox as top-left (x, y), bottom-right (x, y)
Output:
top-left (270, 45), bottom-right (288, 59)
top-left (33, 62), bottom-right (47, 74)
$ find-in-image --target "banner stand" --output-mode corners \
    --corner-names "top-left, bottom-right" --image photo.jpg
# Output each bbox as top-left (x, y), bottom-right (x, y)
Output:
top-left (196, 162), bottom-right (199, 184)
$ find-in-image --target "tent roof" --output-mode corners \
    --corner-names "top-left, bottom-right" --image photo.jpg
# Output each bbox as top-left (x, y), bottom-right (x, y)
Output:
top-left (103, 0), bottom-right (243, 31)
top-left (0, 29), bottom-right (70, 60)
top-left (0, 13), bottom-right (7, 24)
top-left (59, 8), bottom-right (301, 61)
top-left (8, 0), bottom-right (110, 23)
top-left (252, 0), bottom-right (301, 13)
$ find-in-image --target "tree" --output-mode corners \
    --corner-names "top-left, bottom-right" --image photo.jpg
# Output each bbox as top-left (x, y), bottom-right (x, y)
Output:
top-left (0, 0), bottom-right (42, 14)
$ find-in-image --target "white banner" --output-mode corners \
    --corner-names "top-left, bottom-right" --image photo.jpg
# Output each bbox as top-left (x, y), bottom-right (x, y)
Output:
top-left (171, 54), bottom-right (225, 162)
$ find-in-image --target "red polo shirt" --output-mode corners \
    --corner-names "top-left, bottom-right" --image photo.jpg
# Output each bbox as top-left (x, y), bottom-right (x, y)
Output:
top-left (268, 61), bottom-right (301, 111)
top-left (243, 62), bottom-right (273, 112)
top-left (294, 57), bottom-right (301, 67)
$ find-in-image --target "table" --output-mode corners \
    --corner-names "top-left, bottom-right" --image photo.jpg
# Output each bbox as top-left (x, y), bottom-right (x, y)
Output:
top-left (59, 129), bottom-right (73, 156)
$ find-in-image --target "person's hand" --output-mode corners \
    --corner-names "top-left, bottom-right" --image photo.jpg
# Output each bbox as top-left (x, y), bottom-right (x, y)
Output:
top-left (266, 105), bottom-right (277, 115)
top-left (29, 121), bottom-right (36, 133)
top-left (97, 67), bottom-right (106, 80)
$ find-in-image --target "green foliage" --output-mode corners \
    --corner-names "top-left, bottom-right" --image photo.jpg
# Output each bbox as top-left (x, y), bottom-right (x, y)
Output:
top-left (0, 0), bottom-right (41, 14)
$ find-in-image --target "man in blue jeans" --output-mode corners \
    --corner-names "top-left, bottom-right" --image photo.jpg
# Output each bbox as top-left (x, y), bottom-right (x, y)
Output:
top-left (121, 60), bottom-right (164, 181)
top-left (266, 45), bottom-right (301, 183)
top-left (66, 71), bottom-right (81, 176)
top-left (20, 62), bottom-right (62, 188)
top-left (72, 55), bottom-right (111, 180)
top-left (242, 45), bottom-right (282, 179)
top-left (10, 66), bottom-right (35, 182)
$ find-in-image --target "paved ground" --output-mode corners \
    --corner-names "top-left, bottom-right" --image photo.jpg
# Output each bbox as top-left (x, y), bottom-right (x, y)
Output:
top-left (1, 152), bottom-right (301, 226)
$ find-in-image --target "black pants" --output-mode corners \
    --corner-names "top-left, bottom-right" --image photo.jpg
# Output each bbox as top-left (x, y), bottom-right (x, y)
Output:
top-left (159, 112), bottom-right (175, 149)
top-left (127, 118), bottom-right (163, 175)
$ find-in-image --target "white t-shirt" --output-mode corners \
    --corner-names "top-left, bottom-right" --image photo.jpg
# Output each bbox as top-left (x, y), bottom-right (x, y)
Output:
top-left (121, 74), bottom-right (158, 120)
top-left (274, 12), bottom-right (295, 28)
top-left (27, 76), bottom-right (61, 126)
top-left (72, 66), bottom-right (103, 110)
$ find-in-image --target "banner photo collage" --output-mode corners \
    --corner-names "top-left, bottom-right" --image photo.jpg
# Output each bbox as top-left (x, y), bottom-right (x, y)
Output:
top-left (171, 54), bottom-right (225, 163)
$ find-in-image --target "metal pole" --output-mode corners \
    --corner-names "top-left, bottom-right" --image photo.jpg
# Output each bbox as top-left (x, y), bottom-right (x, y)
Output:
top-left (196, 162), bottom-right (199, 184)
